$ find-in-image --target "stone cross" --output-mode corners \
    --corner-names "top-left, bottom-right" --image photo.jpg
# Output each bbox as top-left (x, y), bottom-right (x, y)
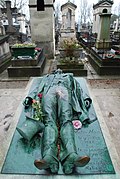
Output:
top-left (37, 0), bottom-right (45, 11)
top-left (5, 0), bottom-right (13, 26)
top-left (5, 0), bottom-right (16, 33)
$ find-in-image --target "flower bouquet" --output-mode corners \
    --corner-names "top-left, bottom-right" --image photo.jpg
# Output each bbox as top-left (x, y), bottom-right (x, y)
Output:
top-left (16, 93), bottom-right (44, 141)
top-left (60, 38), bottom-right (82, 59)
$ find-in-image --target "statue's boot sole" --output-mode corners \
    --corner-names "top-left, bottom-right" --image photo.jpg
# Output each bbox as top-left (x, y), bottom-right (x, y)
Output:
top-left (34, 159), bottom-right (59, 173)
top-left (34, 159), bottom-right (49, 170)
top-left (75, 156), bottom-right (90, 167)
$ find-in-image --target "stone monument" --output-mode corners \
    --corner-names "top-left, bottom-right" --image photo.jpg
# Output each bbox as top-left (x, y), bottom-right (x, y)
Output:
top-left (95, 10), bottom-right (112, 50)
top-left (92, 0), bottom-right (113, 35)
top-left (29, 0), bottom-right (55, 58)
top-left (86, 0), bottom-right (120, 75)
top-left (60, 0), bottom-right (77, 39)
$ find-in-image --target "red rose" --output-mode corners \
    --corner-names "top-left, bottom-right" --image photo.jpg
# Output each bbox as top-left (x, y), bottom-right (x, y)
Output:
top-left (38, 93), bottom-right (43, 99)
top-left (35, 47), bottom-right (41, 52)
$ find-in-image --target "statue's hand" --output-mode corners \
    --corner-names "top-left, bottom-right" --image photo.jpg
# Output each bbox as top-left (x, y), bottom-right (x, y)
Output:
top-left (84, 98), bottom-right (92, 110)
top-left (23, 97), bottom-right (33, 108)
top-left (82, 119), bottom-right (91, 128)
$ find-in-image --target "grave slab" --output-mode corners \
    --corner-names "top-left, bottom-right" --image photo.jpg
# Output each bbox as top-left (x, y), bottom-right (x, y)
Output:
top-left (1, 77), bottom-right (115, 175)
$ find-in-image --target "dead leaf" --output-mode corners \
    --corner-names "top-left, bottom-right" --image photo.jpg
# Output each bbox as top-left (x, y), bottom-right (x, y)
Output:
top-left (108, 112), bottom-right (114, 118)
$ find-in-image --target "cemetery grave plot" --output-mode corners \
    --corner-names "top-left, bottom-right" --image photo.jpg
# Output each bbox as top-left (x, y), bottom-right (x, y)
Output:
top-left (1, 77), bottom-right (115, 175)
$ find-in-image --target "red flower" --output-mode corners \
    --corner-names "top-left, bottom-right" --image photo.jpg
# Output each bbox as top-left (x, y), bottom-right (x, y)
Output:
top-left (35, 47), bottom-right (41, 52)
top-left (38, 93), bottom-right (43, 99)
top-left (32, 99), bottom-right (36, 103)
top-left (72, 120), bottom-right (82, 129)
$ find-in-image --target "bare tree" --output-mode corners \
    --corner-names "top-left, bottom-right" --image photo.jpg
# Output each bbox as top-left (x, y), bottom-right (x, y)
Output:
top-left (78, 0), bottom-right (90, 25)
top-left (0, 0), bottom-right (6, 8)
top-left (13, 0), bottom-right (28, 11)
top-left (87, 4), bottom-right (93, 24)
top-left (82, 0), bottom-right (88, 24)
top-left (112, 3), bottom-right (120, 17)
top-left (0, 0), bottom-right (28, 11)
top-left (118, 3), bottom-right (120, 17)
top-left (72, 0), bottom-right (75, 3)
top-left (54, 1), bottom-right (61, 30)
top-left (77, 0), bottom-right (94, 33)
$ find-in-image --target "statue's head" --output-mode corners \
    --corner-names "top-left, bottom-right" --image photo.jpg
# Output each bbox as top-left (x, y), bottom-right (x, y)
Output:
top-left (52, 69), bottom-right (63, 74)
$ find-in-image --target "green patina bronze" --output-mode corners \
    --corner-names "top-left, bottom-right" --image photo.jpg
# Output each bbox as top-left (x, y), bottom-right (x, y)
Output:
top-left (1, 72), bottom-right (115, 175)
top-left (20, 69), bottom-right (91, 174)
top-left (96, 13), bottom-right (112, 49)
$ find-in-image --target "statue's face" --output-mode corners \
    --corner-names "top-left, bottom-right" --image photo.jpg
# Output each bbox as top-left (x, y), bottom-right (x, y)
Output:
top-left (55, 69), bottom-right (62, 74)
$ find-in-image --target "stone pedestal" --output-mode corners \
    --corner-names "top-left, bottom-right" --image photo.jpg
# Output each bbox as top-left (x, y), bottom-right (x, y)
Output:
top-left (7, 49), bottom-right (46, 77)
top-left (87, 47), bottom-right (120, 75)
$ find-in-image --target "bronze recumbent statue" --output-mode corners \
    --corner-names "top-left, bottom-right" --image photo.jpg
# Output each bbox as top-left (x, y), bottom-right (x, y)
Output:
top-left (17, 69), bottom-right (93, 174)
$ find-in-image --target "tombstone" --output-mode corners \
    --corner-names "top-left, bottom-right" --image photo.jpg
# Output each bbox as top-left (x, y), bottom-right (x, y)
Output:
top-left (95, 11), bottom-right (112, 50)
top-left (87, 0), bottom-right (120, 75)
top-left (29, 0), bottom-right (55, 58)
top-left (92, 0), bottom-right (113, 35)
top-left (92, 0), bottom-right (113, 50)
top-left (60, 0), bottom-right (77, 39)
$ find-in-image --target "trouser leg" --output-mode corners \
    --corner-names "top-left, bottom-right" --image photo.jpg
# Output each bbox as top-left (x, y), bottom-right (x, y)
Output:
top-left (56, 86), bottom-right (90, 174)
top-left (60, 122), bottom-right (77, 162)
top-left (57, 86), bottom-right (77, 162)
top-left (41, 89), bottom-right (58, 161)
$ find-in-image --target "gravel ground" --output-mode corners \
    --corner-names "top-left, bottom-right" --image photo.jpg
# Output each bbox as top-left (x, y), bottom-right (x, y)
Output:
top-left (0, 81), bottom-right (28, 89)
top-left (0, 79), bottom-right (119, 89)
top-left (88, 79), bottom-right (120, 89)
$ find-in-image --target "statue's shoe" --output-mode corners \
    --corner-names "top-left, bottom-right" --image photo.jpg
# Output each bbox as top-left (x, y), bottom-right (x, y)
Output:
top-left (62, 153), bottom-right (90, 174)
top-left (34, 155), bottom-right (59, 174)
top-left (74, 155), bottom-right (90, 167)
